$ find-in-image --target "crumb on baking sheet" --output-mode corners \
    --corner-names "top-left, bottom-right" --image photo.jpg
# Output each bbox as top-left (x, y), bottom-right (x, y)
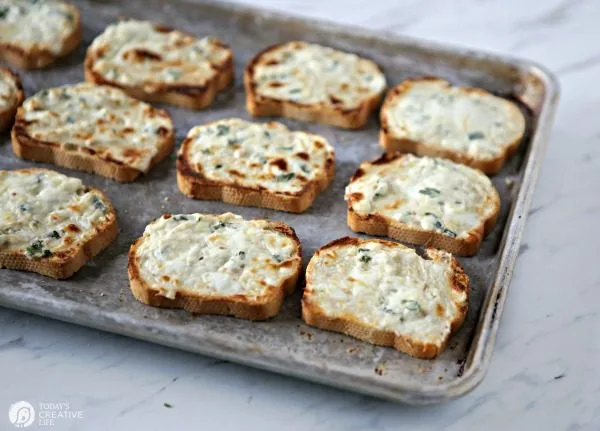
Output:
top-left (299, 330), bottom-right (314, 341)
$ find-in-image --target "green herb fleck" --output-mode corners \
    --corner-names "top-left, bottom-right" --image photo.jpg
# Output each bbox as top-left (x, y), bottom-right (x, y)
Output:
top-left (359, 254), bottom-right (372, 264)
top-left (66, 115), bottom-right (76, 124)
top-left (92, 196), bottom-right (107, 212)
top-left (433, 220), bottom-right (443, 229)
top-left (211, 221), bottom-right (229, 232)
top-left (263, 130), bottom-right (271, 138)
top-left (358, 248), bottom-right (370, 253)
top-left (468, 131), bottom-right (485, 140)
top-left (300, 165), bottom-right (311, 174)
top-left (166, 69), bottom-right (182, 80)
top-left (272, 254), bottom-right (283, 263)
top-left (38, 89), bottom-right (49, 99)
top-left (443, 228), bottom-right (457, 238)
top-left (227, 138), bottom-right (238, 146)
top-left (19, 204), bottom-right (28, 212)
top-left (26, 240), bottom-right (44, 257)
top-left (277, 173), bottom-right (295, 182)
top-left (48, 230), bottom-right (61, 239)
top-left (419, 187), bottom-right (441, 197)
top-left (238, 251), bottom-right (246, 258)
top-left (215, 164), bottom-right (223, 169)
top-left (216, 124), bottom-right (230, 136)
top-left (173, 215), bottom-right (188, 221)
top-left (201, 148), bottom-right (211, 155)
top-left (42, 249), bottom-right (53, 258)
top-left (289, 88), bottom-right (301, 94)
top-left (0, 7), bottom-right (9, 19)
top-left (402, 300), bottom-right (421, 312)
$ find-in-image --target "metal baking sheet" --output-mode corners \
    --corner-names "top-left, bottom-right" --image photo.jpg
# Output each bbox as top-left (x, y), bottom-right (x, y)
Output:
top-left (0, 0), bottom-right (559, 404)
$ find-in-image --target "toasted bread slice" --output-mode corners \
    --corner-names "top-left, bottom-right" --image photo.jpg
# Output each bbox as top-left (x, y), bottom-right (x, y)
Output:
top-left (128, 213), bottom-right (302, 320)
top-left (380, 78), bottom-right (526, 174)
top-left (11, 83), bottom-right (175, 182)
top-left (244, 41), bottom-right (386, 129)
top-left (84, 20), bottom-right (233, 110)
top-left (302, 237), bottom-right (470, 359)
top-left (0, 169), bottom-right (118, 279)
top-left (0, 68), bottom-right (24, 132)
top-left (0, 1), bottom-right (81, 69)
top-left (345, 153), bottom-right (500, 256)
top-left (177, 118), bottom-right (335, 213)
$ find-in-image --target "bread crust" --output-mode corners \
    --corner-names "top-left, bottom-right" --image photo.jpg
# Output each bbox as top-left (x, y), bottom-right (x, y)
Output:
top-left (379, 77), bottom-right (525, 175)
top-left (128, 218), bottom-right (302, 320)
top-left (0, 69), bottom-right (24, 133)
top-left (0, 168), bottom-right (118, 279)
top-left (176, 128), bottom-right (335, 213)
top-left (10, 92), bottom-right (175, 182)
top-left (346, 152), bottom-right (500, 256)
top-left (84, 25), bottom-right (234, 110)
top-left (244, 42), bottom-right (384, 129)
top-left (0, 3), bottom-right (82, 70)
top-left (302, 237), bottom-right (470, 359)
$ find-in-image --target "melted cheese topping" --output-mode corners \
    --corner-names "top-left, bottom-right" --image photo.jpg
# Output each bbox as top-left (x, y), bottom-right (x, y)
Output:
top-left (20, 83), bottom-right (172, 172)
top-left (0, 69), bottom-right (18, 110)
top-left (0, 0), bottom-right (77, 54)
top-left (345, 155), bottom-right (498, 238)
top-left (251, 41), bottom-right (386, 110)
top-left (0, 170), bottom-right (112, 257)
top-left (183, 118), bottom-right (334, 194)
top-left (306, 240), bottom-right (466, 344)
top-left (87, 20), bottom-right (231, 87)
top-left (383, 79), bottom-right (525, 159)
top-left (135, 213), bottom-right (300, 300)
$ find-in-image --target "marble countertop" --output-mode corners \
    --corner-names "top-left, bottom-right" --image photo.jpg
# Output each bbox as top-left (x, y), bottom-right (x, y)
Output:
top-left (1, 0), bottom-right (599, 430)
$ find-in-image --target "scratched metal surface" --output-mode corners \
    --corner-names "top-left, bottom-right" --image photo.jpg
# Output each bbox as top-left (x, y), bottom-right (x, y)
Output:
top-left (0, 0), bottom-right (558, 404)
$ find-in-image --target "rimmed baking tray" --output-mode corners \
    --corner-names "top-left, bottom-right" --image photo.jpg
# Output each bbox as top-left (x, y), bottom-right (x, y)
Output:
top-left (0, 0), bottom-right (559, 404)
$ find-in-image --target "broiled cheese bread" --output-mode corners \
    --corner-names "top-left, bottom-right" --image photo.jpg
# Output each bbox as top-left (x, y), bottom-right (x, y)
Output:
top-left (302, 237), bottom-right (470, 359)
top-left (11, 83), bottom-right (175, 182)
top-left (0, 68), bottom-right (24, 132)
top-left (177, 118), bottom-right (335, 213)
top-left (0, 0), bottom-right (81, 69)
top-left (0, 169), bottom-right (118, 279)
top-left (128, 213), bottom-right (302, 320)
top-left (345, 153), bottom-right (500, 256)
top-left (244, 41), bottom-right (386, 129)
top-left (380, 78), bottom-right (526, 174)
top-left (85, 20), bottom-right (233, 109)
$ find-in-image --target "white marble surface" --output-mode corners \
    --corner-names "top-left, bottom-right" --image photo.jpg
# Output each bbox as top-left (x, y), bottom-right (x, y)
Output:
top-left (1, 0), bottom-right (599, 429)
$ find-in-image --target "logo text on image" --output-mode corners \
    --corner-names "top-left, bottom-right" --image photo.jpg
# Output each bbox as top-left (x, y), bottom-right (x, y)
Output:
top-left (8, 401), bottom-right (35, 428)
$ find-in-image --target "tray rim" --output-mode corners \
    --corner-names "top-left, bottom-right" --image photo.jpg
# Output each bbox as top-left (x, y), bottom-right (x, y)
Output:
top-left (0, 0), bottom-right (560, 405)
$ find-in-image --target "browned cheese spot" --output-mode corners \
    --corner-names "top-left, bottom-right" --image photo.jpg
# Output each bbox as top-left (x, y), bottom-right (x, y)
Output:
top-left (66, 224), bottom-right (81, 233)
top-left (269, 158), bottom-right (288, 171)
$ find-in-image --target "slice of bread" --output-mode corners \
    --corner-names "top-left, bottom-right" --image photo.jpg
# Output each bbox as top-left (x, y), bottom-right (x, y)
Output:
top-left (11, 83), bottom-right (175, 182)
top-left (0, 68), bottom-right (24, 132)
top-left (345, 153), bottom-right (500, 256)
top-left (0, 1), bottom-right (81, 69)
top-left (244, 41), bottom-right (386, 129)
top-left (177, 118), bottom-right (335, 213)
top-left (128, 213), bottom-right (302, 320)
top-left (380, 77), bottom-right (526, 175)
top-left (302, 237), bottom-right (470, 359)
top-left (0, 169), bottom-right (118, 279)
top-left (85, 20), bottom-right (233, 110)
